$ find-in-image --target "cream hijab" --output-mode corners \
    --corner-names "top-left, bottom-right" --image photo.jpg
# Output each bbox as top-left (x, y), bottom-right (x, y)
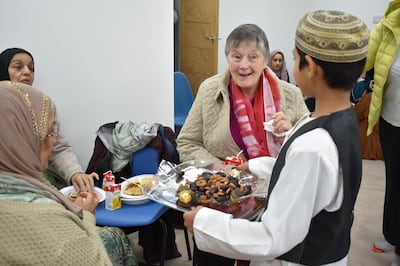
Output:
top-left (0, 81), bottom-right (82, 217)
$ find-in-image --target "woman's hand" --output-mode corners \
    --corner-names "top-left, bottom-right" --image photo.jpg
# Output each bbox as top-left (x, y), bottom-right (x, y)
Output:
top-left (71, 172), bottom-right (99, 193)
top-left (183, 206), bottom-right (204, 234)
top-left (236, 161), bottom-right (249, 172)
top-left (271, 112), bottom-right (293, 144)
top-left (210, 160), bottom-right (234, 173)
top-left (73, 192), bottom-right (98, 214)
top-left (272, 111), bottom-right (293, 133)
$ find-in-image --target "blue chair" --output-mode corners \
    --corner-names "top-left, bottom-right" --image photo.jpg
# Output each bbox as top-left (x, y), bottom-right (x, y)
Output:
top-left (174, 72), bottom-right (194, 134)
top-left (131, 146), bottom-right (193, 261)
top-left (131, 146), bottom-right (159, 176)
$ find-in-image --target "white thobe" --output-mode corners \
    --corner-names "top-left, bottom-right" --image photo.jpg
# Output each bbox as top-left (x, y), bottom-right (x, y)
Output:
top-left (193, 116), bottom-right (348, 266)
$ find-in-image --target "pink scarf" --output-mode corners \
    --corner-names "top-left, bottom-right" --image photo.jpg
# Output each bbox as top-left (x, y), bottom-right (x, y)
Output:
top-left (231, 69), bottom-right (281, 158)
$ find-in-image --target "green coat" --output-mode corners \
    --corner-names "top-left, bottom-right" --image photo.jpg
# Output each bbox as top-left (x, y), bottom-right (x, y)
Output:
top-left (364, 0), bottom-right (400, 135)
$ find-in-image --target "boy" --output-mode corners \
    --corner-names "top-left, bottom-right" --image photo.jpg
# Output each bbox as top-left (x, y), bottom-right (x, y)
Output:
top-left (183, 10), bottom-right (369, 266)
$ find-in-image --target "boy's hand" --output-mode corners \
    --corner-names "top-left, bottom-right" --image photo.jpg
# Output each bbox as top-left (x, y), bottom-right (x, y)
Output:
top-left (183, 206), bottom-right (204, 234)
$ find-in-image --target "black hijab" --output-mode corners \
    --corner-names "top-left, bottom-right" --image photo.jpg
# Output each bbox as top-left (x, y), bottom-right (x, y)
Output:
top-left (0, 48), bottom-right (34, 81)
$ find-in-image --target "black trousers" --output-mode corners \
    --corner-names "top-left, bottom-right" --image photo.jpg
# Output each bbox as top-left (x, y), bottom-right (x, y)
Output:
top-left (192, 237), bottom-right (235, 266)
top-left (139, 209), bottom-right (182, 263)
top-left (380, 117), bottom-right (400, 254)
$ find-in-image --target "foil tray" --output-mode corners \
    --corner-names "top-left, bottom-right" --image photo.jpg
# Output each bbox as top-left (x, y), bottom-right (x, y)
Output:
top-left (143, 160), bottom-right (266, 219)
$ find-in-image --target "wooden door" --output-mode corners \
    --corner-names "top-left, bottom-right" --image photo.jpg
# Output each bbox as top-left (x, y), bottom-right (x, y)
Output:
top-left (180, 0), bottom-right (219, 97)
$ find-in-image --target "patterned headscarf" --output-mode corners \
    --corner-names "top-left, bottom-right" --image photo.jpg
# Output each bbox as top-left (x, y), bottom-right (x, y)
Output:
top-left (0, 81), bottom-right (82, 217)
top-left (0, 48), bottom-right (34, 81)
top-left (295, 10), bottom-right (369, 63)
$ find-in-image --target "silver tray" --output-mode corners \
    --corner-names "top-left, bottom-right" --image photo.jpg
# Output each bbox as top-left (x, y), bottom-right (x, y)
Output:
top-left (143, 160), bottom-right (266, 219)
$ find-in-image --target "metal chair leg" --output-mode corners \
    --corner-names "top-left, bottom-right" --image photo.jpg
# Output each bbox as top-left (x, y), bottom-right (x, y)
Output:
top-left (183, 227), bottom-right (192, 260)
top-left (192, 236), bottom-right (198, 266)
top-left (159, 219), bottom-right (167, 266)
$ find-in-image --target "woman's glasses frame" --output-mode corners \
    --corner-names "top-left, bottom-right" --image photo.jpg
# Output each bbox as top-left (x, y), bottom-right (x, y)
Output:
top-left (45, 121), bottom-right (60, 141)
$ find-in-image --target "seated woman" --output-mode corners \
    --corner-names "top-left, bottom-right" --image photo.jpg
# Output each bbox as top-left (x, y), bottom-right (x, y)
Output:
top-left (0, 47), bottom-right (98, 191)
top-left (0, 81), bottom-right (137, 266)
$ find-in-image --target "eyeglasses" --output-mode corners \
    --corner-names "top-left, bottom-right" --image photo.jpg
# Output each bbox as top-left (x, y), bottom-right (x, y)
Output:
top-left (46, 132), bottom-right (59, 140)
top-left (45, 121), bottom-right (60, 141)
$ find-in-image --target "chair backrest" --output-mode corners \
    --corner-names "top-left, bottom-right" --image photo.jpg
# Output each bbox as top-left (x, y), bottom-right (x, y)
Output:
top-left (174, 71), bottom-right (194, 127)
top-left (131, 147), bottom-right (159, 176)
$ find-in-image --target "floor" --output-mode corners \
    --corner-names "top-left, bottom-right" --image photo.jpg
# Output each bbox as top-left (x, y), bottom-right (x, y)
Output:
top-left (130, 159), bottom-right (395, 266)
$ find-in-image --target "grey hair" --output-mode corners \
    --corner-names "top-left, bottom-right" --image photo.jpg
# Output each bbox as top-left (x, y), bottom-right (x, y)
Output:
top-left (224, 24), bottom-right (270, 60)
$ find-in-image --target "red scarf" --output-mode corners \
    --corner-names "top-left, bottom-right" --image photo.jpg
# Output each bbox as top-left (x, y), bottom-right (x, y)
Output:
top-left (231, 69), bottom-right (281, 158)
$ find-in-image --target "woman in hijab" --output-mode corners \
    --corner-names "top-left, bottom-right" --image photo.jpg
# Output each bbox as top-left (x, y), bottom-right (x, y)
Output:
top-left (0, 47), bottom-right (99, 192)
top-left (0, 81), bottom-right (137, 266)
top-left (267, 50), bottom-right (290, 82)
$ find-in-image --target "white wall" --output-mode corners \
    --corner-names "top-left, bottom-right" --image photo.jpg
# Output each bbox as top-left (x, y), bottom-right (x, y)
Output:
top-left (0, 0), bottom-right (174, 169)
top-left (218, 0), bottom-right (392, 83)
top-left (0, 0), bottom-right (392, 169)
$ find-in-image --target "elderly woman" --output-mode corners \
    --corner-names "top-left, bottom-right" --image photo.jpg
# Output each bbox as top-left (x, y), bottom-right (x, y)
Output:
top-left (177, 24), bottom-right (308, 266)
top-left (0, 47), bottom-right (99, 191)
top-left (177, 24), bottom-right (307, 170)
top-left (267, 50), bottom-right (290, 82)
top-left (0, 81), bottom-right (136, 265)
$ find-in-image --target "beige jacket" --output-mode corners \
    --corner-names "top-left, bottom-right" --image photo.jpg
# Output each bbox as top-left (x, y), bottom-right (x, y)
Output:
top-left (177, 68), bottom-right (309, 163)
top-left (47, 113), bottom-right (83, 186)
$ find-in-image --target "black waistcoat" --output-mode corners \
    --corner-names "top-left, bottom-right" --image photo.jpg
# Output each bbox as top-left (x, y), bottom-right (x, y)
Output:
top-left (265, 108), bottom-right (362, 265)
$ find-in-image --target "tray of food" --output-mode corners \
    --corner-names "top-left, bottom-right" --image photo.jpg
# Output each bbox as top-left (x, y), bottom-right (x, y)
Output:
top-left (143, 160), bottom-right (266, 219)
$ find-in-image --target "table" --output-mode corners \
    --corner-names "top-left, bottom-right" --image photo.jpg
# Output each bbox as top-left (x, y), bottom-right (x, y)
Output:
top-left (96, 200), bottom-right (169, 266)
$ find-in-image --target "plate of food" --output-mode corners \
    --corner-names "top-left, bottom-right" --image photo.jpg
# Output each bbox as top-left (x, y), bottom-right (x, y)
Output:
top-left (143, 160), bottom-right (266, 219)
top-left (120, 174), bottom-right (154, 205)
top-left (60, 186), bottom-right (106, 203)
